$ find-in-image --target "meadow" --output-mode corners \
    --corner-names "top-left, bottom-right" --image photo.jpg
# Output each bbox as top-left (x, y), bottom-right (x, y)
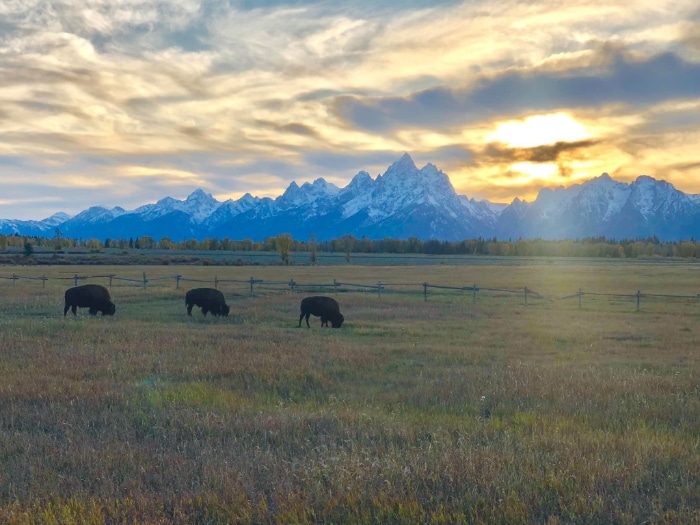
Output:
top-left (0, 261), bottom-right (698, 524)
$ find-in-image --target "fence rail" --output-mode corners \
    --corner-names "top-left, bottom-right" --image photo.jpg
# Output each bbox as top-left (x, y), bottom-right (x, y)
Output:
top-left (1, 272), bottom-right (698, 312)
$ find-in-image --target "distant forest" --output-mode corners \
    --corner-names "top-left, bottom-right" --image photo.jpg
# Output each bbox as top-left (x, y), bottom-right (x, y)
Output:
top-left (1, 231), bottom-right (699, 260)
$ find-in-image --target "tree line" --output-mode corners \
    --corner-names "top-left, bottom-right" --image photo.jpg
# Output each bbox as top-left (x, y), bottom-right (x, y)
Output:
top-left (1, 229), bottom-right (699, 261)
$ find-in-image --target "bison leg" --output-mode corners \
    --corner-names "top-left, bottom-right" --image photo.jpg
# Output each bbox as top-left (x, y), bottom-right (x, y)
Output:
top-left (63, 304), bottom-right (70, 317)
top-left (71, 305), bottom-right (77, 316)
top-left (201, 307), bottom-right (209, 316)
top-left (186, 304), bottom-right (193, 316)
top-left (299, 312), bottom-right (311, 328)
top-left (320, 317), bottom-right (328, 327)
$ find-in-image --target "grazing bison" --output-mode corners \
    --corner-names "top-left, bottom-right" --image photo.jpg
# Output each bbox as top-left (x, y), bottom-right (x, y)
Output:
top-left (185, 287), bottom-right (230, 317)
top-left (298, 295), bottom-right (344, 328)
top-left (64, 284), bottom-right (116, 317)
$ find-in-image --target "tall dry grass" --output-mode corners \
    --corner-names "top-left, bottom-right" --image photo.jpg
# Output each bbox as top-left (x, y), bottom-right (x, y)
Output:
top-left (0, 262), bottom-right (698, 523)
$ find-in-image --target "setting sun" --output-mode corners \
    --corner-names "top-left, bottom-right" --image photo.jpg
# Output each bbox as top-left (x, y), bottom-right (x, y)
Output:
top-left (487, 113), bottom-right (590, 148)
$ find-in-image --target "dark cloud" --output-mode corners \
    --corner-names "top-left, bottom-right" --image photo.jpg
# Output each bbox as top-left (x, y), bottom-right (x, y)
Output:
top-left (334, 49), bottom-right (700, 132)
top-left (635, 108), bottom-right (700, 135)
top-left (279, 123), bottom-right (320, 137)
top-left (482, 140), bottom-right (601, 164)
top-left (178, 126), bottom-right (206, 139)
top-left (15, 101), bottom-right (90, 121)
top-left (668, 160), bottom-right (700, 173)
top-left (333, 87), bottom-right (464, 132)
top-left (426, 144), bottom-right (473, 165)
top-left (0, 131), bottom-right (82, 150)
top-left (0, 64), bottom-right (98, 88)
top-left (252, 119), bottom-right (321, 138)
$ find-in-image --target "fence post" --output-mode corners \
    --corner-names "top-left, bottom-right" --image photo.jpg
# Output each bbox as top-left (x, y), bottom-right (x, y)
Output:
top-left (578, 288), bottom-right (582, 309)
top-left (473, 284), bottom-right (477, 304)
top-left (334, 279), bottom-right (338, 295)
top-left (289, 279), bottom-right (295, 292)
top-left (249, 277), bottom-right (254, 295)
top-left (42, 275), bottom-right (46, 288)
top-left (524, 286), bottom-right (528, 305)
top-left (109, 275), bottom-right (114, 288)
top-left (423, 282), bottom-right (428, 302)
top-left (74, 274), bottom-right (78, 286)
top-left (12, 274), bottom-right (16, 286)
top-left (214, 276), bottom-right (218, 289)
top-left (636, 290), bottom-right (641, 312)
top-left (175, 275), bottom-right (181, 289)
top-left (377, 281), bottom-right (382, 298)
top-left (142, 271), bottom-right (147, 290)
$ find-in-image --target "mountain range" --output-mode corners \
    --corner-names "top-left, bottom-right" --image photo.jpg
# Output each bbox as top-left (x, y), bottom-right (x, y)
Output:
top-left (2, 154), bottom-right (699, 242)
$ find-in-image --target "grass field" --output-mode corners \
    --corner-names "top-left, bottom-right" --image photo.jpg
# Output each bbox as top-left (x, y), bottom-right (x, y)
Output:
top-left (0, 261), bottom-right (698, 524)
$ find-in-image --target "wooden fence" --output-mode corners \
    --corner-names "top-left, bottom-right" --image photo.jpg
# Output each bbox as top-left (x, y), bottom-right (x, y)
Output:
top-left (1, 272), bottom-right (698, 312)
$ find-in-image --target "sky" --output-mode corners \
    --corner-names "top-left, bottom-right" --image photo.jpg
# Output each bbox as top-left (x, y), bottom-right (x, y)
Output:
top-left (1, 0), bottom-right (699, 220)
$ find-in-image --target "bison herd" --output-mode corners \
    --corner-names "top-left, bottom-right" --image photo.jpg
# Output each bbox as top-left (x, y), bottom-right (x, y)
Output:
top-left (63, 284), bottom-right (344, 328)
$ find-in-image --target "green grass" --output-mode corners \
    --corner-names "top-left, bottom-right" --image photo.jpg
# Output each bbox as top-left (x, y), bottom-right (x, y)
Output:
top-left (0, 262), bottom-right (698, 523)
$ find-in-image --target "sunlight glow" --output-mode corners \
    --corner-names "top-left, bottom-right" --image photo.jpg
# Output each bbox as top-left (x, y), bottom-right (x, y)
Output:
top-left (487, 113), bottom-right (590, 148)
top-left (511, 162), bottom-right (559, 181)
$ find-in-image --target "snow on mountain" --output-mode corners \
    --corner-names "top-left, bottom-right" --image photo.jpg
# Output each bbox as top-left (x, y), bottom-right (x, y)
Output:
top-left (338, 171), bottom-right (375, 217)
top-left (496, 172), bottom-right (700, 240)
top-left (459, 196), bottom-right (505, 226)
top-left (569, 173), bottom-right (630, 222)
top-left (204, 193), bottom-right (261, 226)
top-left (135, 188), bottom-right (221, 223)
top-left (529, 184), bottom-right (582, 221)
top-left (44, 212), bottom-right (73, 225)
top-left (342, 154), bottom-right (460, 221)
top-left (0, 211), bottom-right (74, 236)
top-left (277, 178), bottom-right (340, 210)
top-left (70, 206), bottom-right (127, 224)
top-left (2, 154), bottom-right (699, 242)
top-left (628, 175), bottom-right (692, 218)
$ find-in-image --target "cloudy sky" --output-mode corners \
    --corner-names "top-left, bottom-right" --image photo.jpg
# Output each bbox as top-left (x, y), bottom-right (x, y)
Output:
top-left (1, 0), bottom-right (699, 220)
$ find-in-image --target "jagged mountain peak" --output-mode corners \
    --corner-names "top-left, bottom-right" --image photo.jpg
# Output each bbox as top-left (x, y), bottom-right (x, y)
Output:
top-left (635, 174), bottom-right (656, 184)
top-left (186, 188), bottom-right (216, 203)
top-left (378, 153), bottom-right (419, 180)
top-left (345, 170), bottom-right (373, 190)
top-left (274, 177), bottom-right (340, 211)
top-left (68, 205), bottom-right (126, 225)
top-left (392, 152), bottom-right (417, 171)
top-left (3, 155), bottom-right (699, 242)
top-left (238, 192), bottom-right (258, 204)
top-left (628, 174), bottom-right (687, 217)
top-left (45, 212), bottom-right (73, 223)
top-left (135, 188), bottom-right (221, 223)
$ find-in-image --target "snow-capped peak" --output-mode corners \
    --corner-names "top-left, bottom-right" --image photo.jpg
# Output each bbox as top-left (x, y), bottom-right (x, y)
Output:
top-left (71, 206), bottom-right (126, 224)
top-left (135, 188), bottom-right (221, 223)
top-left (277, 178), bottom-right (340, 209)
top-left (391, 152), bottom-right (418, 172)
top-left (43, 212), bottom-right (73, 224)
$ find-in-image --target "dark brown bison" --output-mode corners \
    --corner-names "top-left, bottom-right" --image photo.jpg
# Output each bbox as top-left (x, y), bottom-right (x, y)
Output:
top-left (64, 284), bottom-right (116, 317)
top-left (298, 296), bottom-right (344, 328)
top-left (185, 287), bottom-right (230, 317)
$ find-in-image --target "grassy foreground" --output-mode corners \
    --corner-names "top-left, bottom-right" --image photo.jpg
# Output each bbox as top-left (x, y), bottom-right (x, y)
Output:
top-left (0, 262), bottom-right (698, 524)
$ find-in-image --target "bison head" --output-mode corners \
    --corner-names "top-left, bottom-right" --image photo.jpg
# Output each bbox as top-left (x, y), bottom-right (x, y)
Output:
top-left (105, 302), bottom-right (116, 315)
top-left (222, 304), bottom-right (230, 316)
top-left (330, 312), bottom-right (344, 328)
